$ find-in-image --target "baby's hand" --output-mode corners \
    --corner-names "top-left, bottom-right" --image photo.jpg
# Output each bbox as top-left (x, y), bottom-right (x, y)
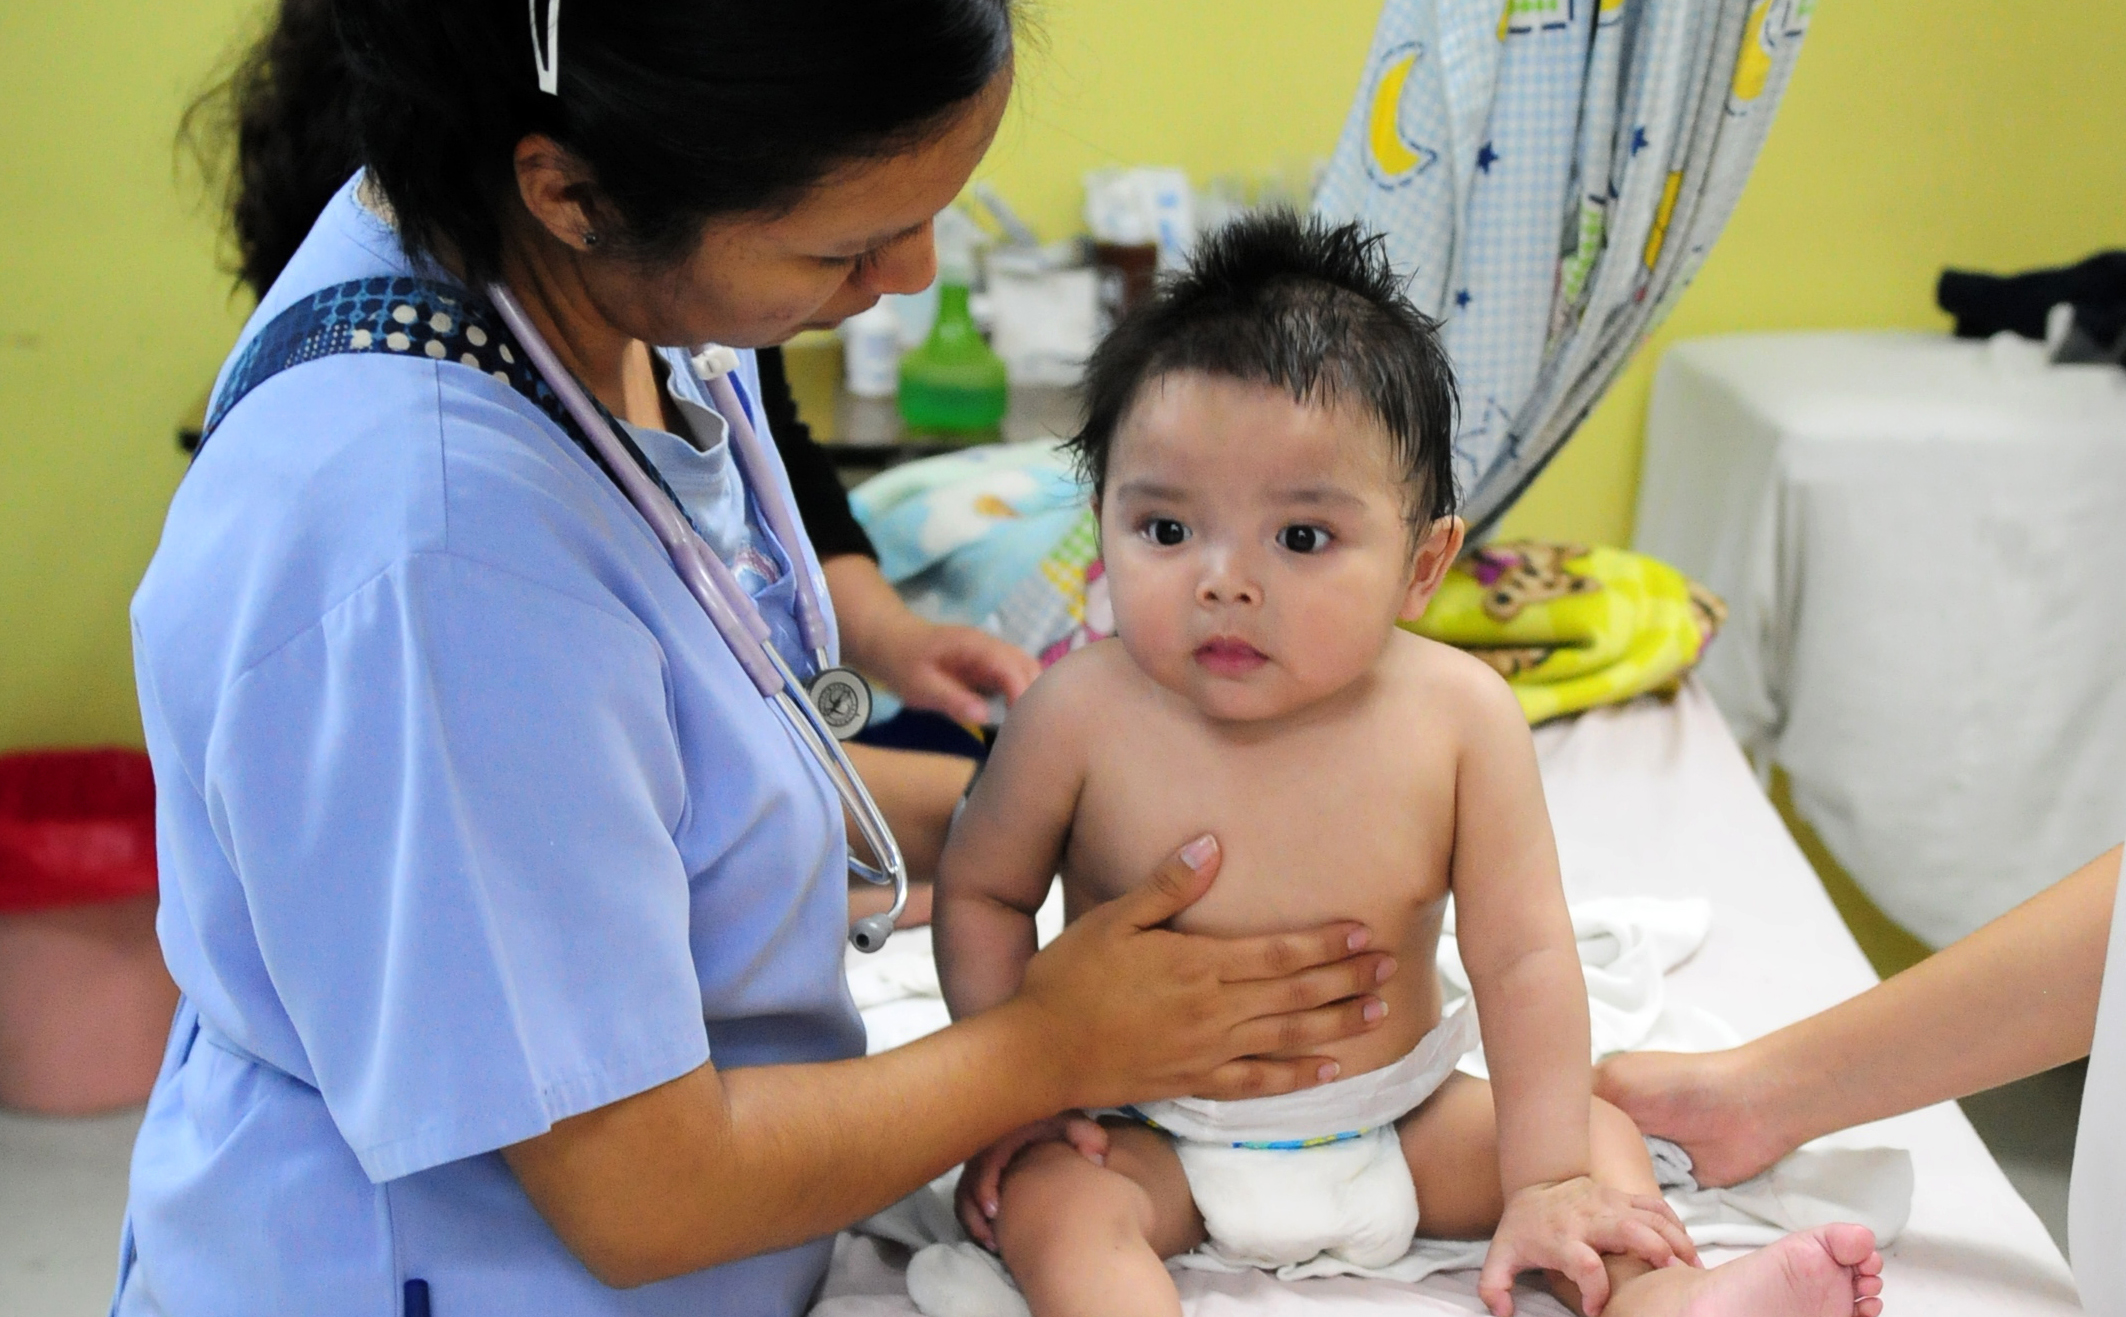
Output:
top-left (954, 1114), bottom-right (1112, 1249)
top-left (1476, 1176), bottom-right (1699, 1316)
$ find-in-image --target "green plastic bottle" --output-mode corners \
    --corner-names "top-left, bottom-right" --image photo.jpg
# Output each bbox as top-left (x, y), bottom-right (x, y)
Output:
top-left (897, 227), bottom-right (1008, 438)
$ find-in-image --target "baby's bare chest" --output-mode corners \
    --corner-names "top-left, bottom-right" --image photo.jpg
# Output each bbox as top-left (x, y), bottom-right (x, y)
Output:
top-left (1062, 713), bottom-right (1458, 938)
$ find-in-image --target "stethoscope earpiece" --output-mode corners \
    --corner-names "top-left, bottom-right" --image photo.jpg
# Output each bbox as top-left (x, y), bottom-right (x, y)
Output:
top-left (848, 912), bottom-right (896, 954)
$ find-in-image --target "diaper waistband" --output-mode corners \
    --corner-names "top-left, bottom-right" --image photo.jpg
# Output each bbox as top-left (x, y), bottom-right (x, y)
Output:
top-left (1120, 1006), bottom-right (1476, 1147)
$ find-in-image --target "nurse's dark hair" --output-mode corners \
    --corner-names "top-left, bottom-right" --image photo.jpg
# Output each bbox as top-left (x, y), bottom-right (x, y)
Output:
top-left (181, 0), bottom-right (362, 298)
top-left (185, 0), bottom-right (1015, 294)
top-left (1067, 211), bottom-right (1460, 530)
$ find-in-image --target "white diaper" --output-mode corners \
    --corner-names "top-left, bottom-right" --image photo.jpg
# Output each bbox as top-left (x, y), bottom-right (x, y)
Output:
top-left (1108, 1007), bottom-right (1476, 1271)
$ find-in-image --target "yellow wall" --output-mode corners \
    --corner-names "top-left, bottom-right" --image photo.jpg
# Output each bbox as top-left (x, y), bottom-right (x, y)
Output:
top-left (1, 0), bottom-right (261, 751)
top-left (6, 1), bottom-right (2125, 751)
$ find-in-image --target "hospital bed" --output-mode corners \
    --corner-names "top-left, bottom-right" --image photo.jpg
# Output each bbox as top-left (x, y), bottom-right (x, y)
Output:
top-left (813, 680), bottom-right (2082, 1316)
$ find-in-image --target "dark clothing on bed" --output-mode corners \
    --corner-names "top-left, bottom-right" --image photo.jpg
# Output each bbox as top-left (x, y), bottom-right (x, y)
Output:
top-left (759, 346), bottom-right (878, 563)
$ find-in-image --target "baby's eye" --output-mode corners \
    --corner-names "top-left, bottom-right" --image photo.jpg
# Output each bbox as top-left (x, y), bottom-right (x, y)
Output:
top-left (1276, 524), bottom-right (1331, 554)
top-left (1141, 518), bottom-right (1189, 547)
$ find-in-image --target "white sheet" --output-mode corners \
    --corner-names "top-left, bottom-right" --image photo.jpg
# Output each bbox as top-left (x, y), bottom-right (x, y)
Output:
top-left (817, 682), bottom-right (2080, 1315)
top-left (1633, 331), bottom-right (2126, 946)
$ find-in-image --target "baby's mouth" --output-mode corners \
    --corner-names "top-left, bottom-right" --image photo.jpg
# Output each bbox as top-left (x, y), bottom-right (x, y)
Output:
top-left (1194, 637), bottom-right (1268, 677)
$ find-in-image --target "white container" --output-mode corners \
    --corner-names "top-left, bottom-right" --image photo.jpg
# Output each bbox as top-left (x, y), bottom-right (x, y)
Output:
top-left (838, 302), bottom-right (903, 398)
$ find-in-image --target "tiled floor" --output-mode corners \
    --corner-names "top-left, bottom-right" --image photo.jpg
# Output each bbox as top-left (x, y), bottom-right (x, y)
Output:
top-left (0, 1104), bottom-right (139, 1316)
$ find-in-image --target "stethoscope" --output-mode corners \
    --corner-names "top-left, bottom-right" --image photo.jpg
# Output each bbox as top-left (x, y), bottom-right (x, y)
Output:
top-left (487, 283), bottom-right (908, 952)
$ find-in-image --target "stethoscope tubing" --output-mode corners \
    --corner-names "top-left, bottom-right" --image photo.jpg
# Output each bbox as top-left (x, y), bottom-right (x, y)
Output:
top-left (486, 283), bottom-right (906, 947)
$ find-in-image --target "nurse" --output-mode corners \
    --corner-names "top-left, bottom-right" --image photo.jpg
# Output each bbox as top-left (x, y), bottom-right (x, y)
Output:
top-left (1596, 842), bottom-right (2123, 1309)
top-left (121, 3), bottom-right (1397, 1313)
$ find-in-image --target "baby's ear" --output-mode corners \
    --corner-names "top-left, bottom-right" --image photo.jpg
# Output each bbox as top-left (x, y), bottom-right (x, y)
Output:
top-left (1398, 517), bottom-right (1467, 622)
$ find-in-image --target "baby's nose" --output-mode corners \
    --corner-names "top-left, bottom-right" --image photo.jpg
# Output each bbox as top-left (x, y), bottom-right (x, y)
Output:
top-left (1196, 556), bottom-right (1263, 606)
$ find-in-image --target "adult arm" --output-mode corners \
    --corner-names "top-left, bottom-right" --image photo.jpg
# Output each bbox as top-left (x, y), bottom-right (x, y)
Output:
top-left (504, 838), bottom-right (1393, 1287)
top-left (759, 346), bottom-right (1041, 722)
top-left (824, 554), bottom-right (1042, 724)
top-left (1599, 843), bottom-right (2123, 1187)
top-left (843, 740), bottom-right (974, 884)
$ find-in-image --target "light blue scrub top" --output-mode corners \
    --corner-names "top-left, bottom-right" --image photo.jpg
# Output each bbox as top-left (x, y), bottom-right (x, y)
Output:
top-left (119, 176), bottom-right (865, 1316)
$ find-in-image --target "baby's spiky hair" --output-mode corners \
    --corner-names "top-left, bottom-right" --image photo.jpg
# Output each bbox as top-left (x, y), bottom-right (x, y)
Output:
top-left (1067, 210), bottom-right (1458, 527)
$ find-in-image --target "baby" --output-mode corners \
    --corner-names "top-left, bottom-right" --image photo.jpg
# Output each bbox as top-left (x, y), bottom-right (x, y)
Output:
top-left (933, 213), bottom-right (1883, 1317)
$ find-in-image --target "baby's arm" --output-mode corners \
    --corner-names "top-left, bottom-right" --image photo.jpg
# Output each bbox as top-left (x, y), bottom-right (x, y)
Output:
top-left (1445, 663), bottom-right (1592, 1194)
top-left (934, 658), bottom-right (1093, 1021)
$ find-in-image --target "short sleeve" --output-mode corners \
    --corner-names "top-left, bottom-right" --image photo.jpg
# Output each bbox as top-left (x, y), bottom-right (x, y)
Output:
top-left (205, 550), bottom-right (710, 1183)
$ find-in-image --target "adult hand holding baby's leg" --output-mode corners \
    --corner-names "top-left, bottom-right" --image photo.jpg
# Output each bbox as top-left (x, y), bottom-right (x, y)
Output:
top-left (1010, 834), bottom-right (1397, 1112)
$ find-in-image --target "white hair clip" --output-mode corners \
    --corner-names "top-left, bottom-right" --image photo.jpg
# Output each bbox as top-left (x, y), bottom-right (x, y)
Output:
top-left (530, 0), bottom-right (561, 96)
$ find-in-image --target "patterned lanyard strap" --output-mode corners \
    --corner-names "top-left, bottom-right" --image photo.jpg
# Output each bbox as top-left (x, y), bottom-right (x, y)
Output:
top-left (199, 276), bottom-right (705, 536)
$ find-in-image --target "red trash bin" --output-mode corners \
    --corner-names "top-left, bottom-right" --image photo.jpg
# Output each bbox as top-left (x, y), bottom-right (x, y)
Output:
top-left (0, 748), bottom-right (178, 1115)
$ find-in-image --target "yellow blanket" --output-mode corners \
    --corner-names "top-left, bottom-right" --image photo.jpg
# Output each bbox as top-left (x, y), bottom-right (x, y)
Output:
top-left (1404, 542), bottom-right (1727, 725)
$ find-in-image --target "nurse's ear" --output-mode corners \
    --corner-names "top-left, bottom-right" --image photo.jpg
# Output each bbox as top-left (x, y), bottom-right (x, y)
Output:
top-left (513, 135), bottom-right (609, 256)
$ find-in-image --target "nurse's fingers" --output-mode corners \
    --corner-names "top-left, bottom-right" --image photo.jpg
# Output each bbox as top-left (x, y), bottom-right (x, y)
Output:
top-left (1222, 986), bottom-right (1391, 1060)
top-left (1226, 951), bottom-right (1397, 1021)
top-left (1193, 1056), bottom-right (1358, 1103)
top-left (1210, 922), bottom-right (1383, 983)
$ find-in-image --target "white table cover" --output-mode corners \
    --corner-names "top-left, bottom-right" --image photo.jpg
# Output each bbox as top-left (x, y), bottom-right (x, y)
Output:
top-left (1634, 332), bottom-right (2126, 945)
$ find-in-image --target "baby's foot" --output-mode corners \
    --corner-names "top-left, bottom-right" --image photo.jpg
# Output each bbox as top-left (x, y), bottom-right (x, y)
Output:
top-left (1613, 1225), bottom-right (1884, 1317)
top-left (1594, 1050), bottom-right (1794, 1188)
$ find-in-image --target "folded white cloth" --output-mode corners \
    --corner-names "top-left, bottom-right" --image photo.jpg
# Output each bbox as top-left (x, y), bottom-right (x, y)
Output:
top-left (1438, 895), bottom-right (1739, 1077)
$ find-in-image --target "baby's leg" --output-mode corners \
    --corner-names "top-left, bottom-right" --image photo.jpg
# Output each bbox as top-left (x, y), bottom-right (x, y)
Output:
top-left (1396, 1075), bottom-right (1884, 1317)
top-left (992, 1122), bottom-right (1206, 1317)
top-left (1397, 1073), bottom-right (1668, 1310)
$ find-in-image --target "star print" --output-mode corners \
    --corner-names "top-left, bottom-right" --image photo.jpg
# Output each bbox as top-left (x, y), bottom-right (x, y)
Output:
top-left (1454, 289), bottom-right (1472, 309)
top-left (1630, 126), bottom-right (1649, 155)
top-left (1476, 142), bottom-right (1500, 173)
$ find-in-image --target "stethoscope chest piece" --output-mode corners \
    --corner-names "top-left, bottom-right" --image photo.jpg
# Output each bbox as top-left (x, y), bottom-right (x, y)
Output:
top-left (806, 667), bottom-right (872, 741)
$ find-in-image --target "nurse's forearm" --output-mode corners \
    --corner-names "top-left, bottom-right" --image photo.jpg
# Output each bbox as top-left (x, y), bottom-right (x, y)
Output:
top-left (505, 999), bottom-right (1070, 1288)
top-left (1753, 843), bottom-right (2120, 1153)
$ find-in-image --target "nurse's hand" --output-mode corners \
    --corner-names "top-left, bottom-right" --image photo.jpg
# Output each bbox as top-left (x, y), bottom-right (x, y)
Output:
top-left (1013, 835), bottom-right (1396, 1112)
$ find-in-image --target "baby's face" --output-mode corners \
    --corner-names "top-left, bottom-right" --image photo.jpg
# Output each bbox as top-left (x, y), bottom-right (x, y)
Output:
top-left (1098, 372), bottom-right (1446, 724)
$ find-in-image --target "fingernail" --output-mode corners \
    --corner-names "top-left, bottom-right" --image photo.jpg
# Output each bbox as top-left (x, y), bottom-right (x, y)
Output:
top-left (1090, 1154), bottom-right (1105, 1167)
top-left (1363, 999), bottom-right (1387, 1022)
top-left (1374, 956), bottom-right (1397, 983)
top-left (1317, 1061), bottom-right (1340, 1082)
top-left (1179, 834), bottom-right (1217, 870)
top-left (1346, 928), bottom-right (1371, 951)
top-left (984, 1199), bottom-right (998, 1217)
